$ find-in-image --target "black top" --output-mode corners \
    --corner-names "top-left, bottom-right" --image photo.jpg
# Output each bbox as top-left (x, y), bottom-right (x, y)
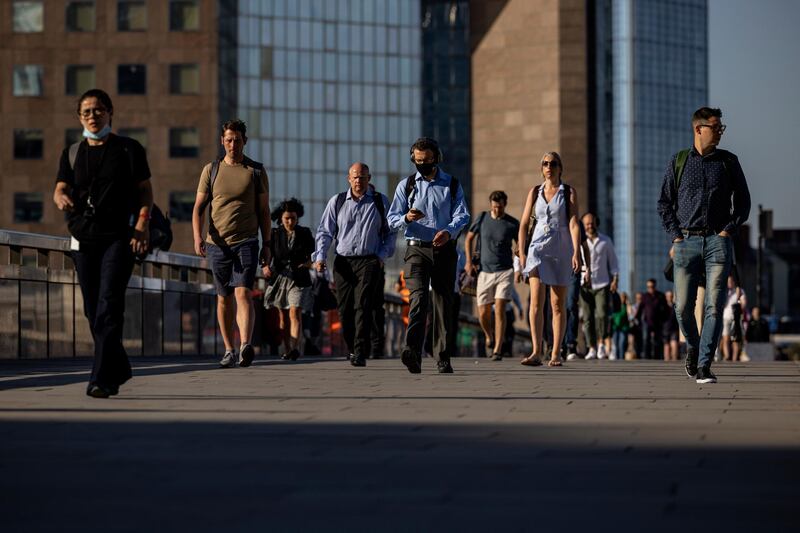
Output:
top-left (469, 212), bottom-right (519, 273)
top-left (57, 134), bottom-right (151, 243)
top-left (270, 225), bottom-right (315, 285)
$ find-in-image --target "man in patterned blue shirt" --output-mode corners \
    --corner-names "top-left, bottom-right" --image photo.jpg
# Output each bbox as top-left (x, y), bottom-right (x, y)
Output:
top-left (387, 138), bottom-right (470, 374)
top-left (657, 107), bottom-right (751, 384)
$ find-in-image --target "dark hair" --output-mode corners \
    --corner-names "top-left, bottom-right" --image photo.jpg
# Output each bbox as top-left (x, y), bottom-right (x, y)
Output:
top-left (581, 212), bottom-right (599, 225)
top-left (221, 119), bottom-right (247, 139)
top-left (76, 89), bottom-right (113, 115)
top-left (646, 278), bottom-right (657, 286)
top-left (271, 197), bottom-right (305, 222)
top-left (489, 191), bottom-right (507, 204)
top-left (411, 137), bottom-right (440, 158)
top-left (692, 107), bottom-right (722, 126)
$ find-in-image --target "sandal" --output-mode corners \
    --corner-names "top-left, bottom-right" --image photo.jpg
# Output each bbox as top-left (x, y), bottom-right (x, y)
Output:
top-left (547, 357), bottom-right (563, 367)
top-left (520, 355), bottom-right (543, 366)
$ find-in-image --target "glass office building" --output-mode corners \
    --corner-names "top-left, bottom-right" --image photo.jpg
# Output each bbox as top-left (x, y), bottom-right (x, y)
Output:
top-left (592, 0), bottom-right (708, 292)
top-left (221, 0), bottom-right (423, 245)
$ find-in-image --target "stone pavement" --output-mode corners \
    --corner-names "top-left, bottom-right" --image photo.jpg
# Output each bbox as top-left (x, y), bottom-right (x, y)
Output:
top-left (1, 356), bottom-right (798, 532)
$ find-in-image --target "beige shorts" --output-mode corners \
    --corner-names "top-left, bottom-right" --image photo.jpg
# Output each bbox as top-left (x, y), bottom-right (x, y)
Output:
top-left (476, 268), bottom-right (514, 306)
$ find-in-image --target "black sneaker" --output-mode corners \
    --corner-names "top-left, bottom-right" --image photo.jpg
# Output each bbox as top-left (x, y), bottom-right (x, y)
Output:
top-left (86, 384), bottom-right (111, 399)
top-left (350, 354), bottom-right (366, 367)
top-left (696, 366), bottom-right (717, 384)
top-left (436, 361), bottom-right (454, 374)
top-left (401, 348), bottom-right (421, 374)
top-left (239, 344), bottom-right (255, 367)
top-left (490, 353), bottom-right (503, 361)
top-left (685, 347), bottom-right (698, 378)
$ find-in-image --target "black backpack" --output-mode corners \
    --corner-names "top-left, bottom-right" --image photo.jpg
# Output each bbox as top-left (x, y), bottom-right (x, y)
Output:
top-left (68, 138), bottom-right (172, 253)
top-left (332, 184), bottom-right (389, 240)
top-left (404, 173), bottom-right (463, 238)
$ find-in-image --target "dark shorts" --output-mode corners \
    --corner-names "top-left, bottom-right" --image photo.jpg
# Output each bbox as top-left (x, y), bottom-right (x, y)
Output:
top-left (206, 238), bottom-right (259, 296)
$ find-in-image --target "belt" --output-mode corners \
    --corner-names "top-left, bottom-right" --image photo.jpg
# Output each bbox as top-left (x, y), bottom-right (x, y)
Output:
top-left (406, 239), bottom-right (433, 248)
top-left (681, 228), bottom-right (715, 237)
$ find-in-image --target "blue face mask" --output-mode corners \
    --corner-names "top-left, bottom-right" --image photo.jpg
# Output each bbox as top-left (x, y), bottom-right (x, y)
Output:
top-left (83, 124), bottom-right (112, 140)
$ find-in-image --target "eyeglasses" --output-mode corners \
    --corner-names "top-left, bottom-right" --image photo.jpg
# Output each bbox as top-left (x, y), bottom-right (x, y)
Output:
top-left (79, 107), bottom-right (107, 118)
top-left (699, 123), bottom-right (726, 134)
top-left (541, 160), bottom-right (560, 168)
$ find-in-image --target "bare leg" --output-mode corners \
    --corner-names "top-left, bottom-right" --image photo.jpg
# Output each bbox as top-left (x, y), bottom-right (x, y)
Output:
top-left (280, 309), bottom-right (291, 352)
top-left (671, 339), bottom-right (680, 361)
top-left (527, 275), bottom-right (546, 358)
top-left (732, 341), bottom-right (742, 361)
top-left (217, 295), bottom-right (236, 352)
top-left (477, 304), bottom-right (494, 352)
top-left (721, 334), bottom-right (731, 361)
top-left (494, 298), bottom-right (508, 354)
top-left (289, 306), bottom-right (303, 351)
top-left (234, 287), bottom-right (254, 346)
top-left (549, 286), bottom-right (567, 361)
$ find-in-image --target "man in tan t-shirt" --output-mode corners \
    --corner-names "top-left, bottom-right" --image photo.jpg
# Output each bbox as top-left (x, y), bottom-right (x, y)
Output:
top-left (192, 119), bottom-right (271, 368)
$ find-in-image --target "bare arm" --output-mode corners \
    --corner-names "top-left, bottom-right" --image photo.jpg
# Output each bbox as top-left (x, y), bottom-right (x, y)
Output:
top-left (192, 191), bottom-right (209, 257)
top-left (517, 188), bottom-right (535, 263)
top-left (569, 187), bottom-right (580, 272)
top-left (53, 182), bottom-right (74, 212)
top-left (130, 179), bottom-right (153, 255)
top-left (464, 231), bottom-right (477, 275)
top-left (258, 191), bottom-right (271, 265)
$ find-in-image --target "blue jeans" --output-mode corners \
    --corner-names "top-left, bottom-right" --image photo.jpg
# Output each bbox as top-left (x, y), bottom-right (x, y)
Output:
top-left (561, 270), bottom-right (580, 352)
top-left (612, 330), bottom-right (628, 360)
top-left (672, 234), bottom-right (732, 368)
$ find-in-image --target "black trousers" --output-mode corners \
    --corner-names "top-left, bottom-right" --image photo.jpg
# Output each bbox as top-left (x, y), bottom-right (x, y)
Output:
top-left (333, 255), bottom-right (383, 358)
top-left (72, 238), bottom-right (135, 390)
top-left (404, 241), bottom-right (457, 362)
top-left (370, 267), bottom-right (386, 357)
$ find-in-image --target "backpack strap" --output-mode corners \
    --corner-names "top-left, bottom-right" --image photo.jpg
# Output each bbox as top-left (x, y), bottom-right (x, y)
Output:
top-left (332, 191), bottom-right (348, 239)
top-left (68, 141), bottom-right (82, 170)
top-left (673, 148), bottom-right (691, 190)
top-left (562, 182), bottom-right (572, 221)
top-left (372, 190), bottom-right (389, 238)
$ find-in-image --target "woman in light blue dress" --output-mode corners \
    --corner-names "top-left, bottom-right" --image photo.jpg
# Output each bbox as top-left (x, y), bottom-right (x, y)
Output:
top-left (517, 152), bottom-right (581, 366)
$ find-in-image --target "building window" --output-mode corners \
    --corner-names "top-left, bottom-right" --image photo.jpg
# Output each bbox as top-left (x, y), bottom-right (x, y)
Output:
top-left (65, 128), bottom-right (83, 148)
top-left (14, 129), bottom-right (44, 159)
top-left (12, 65), bottom-right (43, 96)
top-left (118, 1), bottom-right (147, 31)
top-left (169, 128), bottom-right (198, 158)
top-left (118, 64), bottom-right (146, 94)
top-left (169, 64), bottom-right (199, 94)
top-left (66, 1), bottom-right (96, 32)
top-left (169, 1), bottom-right (199, 31)
top-left (118, 128), bottom-right (148, 148)
top-left (169, 191), bottom-right (196, 222)
top-left (14, 193), bottom-right (44, 223)
top-left (13, 1), bottom-right (44, 32)
top-left (65, 65), bottom-right (95, 96)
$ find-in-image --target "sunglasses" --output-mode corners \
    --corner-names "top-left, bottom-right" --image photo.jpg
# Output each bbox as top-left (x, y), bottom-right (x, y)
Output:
top-left (541, 160), bottom-right (560, 168)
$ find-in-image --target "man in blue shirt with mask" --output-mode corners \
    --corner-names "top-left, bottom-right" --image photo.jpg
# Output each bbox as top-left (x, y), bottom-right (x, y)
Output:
top-left (387, 138), bottom-right (470, 374)
top-left (315, 162), bottom-right (395, 367)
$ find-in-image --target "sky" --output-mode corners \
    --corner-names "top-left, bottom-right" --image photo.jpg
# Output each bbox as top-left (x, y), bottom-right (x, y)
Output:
top-left (709, 0), bottom-right (800, 241)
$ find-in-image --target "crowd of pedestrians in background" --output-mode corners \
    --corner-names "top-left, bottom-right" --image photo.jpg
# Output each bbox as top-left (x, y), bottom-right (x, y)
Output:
top-left (53, 89), bottom-right (755, 396)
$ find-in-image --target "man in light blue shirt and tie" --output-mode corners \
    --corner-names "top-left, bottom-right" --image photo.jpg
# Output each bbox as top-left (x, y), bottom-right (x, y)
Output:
top-left (387, 137), bottom-right (470, 374)
top-left (314, 162), bottom-right (395, 367)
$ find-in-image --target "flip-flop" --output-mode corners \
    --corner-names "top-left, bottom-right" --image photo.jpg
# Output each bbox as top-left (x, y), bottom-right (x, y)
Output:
top-left (520, 355), bottom-right (543, 366)
top-left (547, 358), bottom-right (563, 367)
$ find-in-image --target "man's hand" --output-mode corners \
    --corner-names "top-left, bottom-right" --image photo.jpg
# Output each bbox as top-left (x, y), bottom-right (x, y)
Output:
top-left (194, 236), bottom-right (206, 257)
top-left (514, 271), bottom-right (523, 284)
top-left (314, 260), bottom-right (327, 272)
top-left (610, 277), bottom-right (618, 293)
top-left (262, 265), bottom-right (273, 278)
top-left (130, 224), bottom-right (149, 256)
top-left (405, 208), bottom-right (425, 223)
top-left (718, 230), bottom-right (730, 238)
top-left (53, 190), bottom-right (74, 212)
top-left (465, 261), bottom-right (476, 277)
top-left (260, 246), bottom-right (271, 267)
top-left (432, 230), bottom-right (450, 247)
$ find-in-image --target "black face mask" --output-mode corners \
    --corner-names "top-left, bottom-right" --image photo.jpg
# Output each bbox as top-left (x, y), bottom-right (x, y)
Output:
top-left (415, 162), bottom-right (436, 176)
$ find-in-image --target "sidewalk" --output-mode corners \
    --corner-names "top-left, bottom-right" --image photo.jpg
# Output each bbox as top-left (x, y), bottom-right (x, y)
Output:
top-left (1, 357), bottom-right (798, 532)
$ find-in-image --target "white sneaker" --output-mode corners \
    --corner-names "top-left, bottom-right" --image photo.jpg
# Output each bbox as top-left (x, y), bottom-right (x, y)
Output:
top-left (597, 344), bottom-right (608, 359)
top-left (566, 352), bottom-right (578, 361)
top-left (609, 348), bottom-right (618, 360)
top-left (585, 348), bottom-right (597, 360)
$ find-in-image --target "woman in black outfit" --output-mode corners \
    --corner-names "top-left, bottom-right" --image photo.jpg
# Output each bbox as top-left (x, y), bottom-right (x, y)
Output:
top-left (262, 198), bottom-right (315, 360)
top-left (53, 89), bottom-right (153, 398)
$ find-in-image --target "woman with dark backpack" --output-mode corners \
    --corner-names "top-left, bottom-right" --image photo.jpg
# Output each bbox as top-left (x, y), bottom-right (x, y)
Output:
top-left (262, 198), bottom-right (315, 360)
top-left (53, 89), bottom-right (153, 398)
top-left (517, 152), bottom-right (581, 367)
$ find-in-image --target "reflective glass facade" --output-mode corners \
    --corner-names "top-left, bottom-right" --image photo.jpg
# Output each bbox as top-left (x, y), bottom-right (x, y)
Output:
top-left (592, 0), bottom-right (708, 292)
top-left (223, 0), bottom-right (423, 237)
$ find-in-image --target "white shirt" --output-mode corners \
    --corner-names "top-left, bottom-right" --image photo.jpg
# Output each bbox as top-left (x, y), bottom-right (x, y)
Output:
top-left (582, 232), bottom-right (619, 290)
